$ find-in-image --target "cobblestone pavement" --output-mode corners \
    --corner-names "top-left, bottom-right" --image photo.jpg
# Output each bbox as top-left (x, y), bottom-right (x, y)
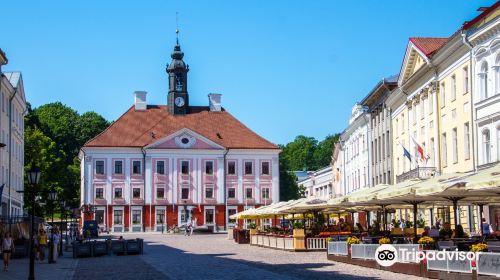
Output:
top-left (1, 233), bottom-right (428, 280)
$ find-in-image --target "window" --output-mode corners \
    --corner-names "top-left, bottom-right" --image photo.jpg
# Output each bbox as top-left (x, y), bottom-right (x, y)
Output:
top-left (205, 209), bottom-right (214, 224)
top-left (132, 209), bottom-right (141, 225)
top-left (205, 185), bottom-right (214, 199)
top-left (452, 109), bottom-right (456, 119)
top-left (227, 161), bottom-right (236, 175)
top-left (95, 160), bottom-right (104, 175)
top-left (430, 138), bottom-right (435, 167)
top-left (228, 209), bottom-right (237, 224)
top-left (156, 187), bottom-right (165, 199)
top-left (401, 113), bottom-right (405, 132)
top-left (480, 62), bottom-right (489, 100)
top-left (156, 161), bottom-right (165, 175)
top-left (133, 188), bottom-right (141, 199)
top-left (412, 106), bottom-right (416, 125)
top-left (440, 82), bottom-right (446, 107)
top-left (156, 209), bottom-right (165, 224)
top-left (132, 160), bottom-right (141, 175)
top-left (95, 188), bottom-right (104, 199)
top-left (261, 161), bottom-right (270, 175)
top-left (262, 188), bottom-right (270, 199)
top-left (395, 119), bottom-right (399, 136)
top-left (452, 128), bottom-right (458, 164)
top-left (245, 188), bottom-right (253, 199)
top-left (451, 75), bottom-right (456, 101)
top-left (483, 129), bottom-right (491, 164)
top-left (114, 160), bottom-right (123, 174)
top-left (181, 186), bottom-right (189, 200)
top-left (463, 66), bottom-right (469, 94)
top-left (114, 188), bottom-right (122, 199)
top-left (95, 210), bottom-right (104, 225)
top-left (496, 56), bottom-right (500, 95)
top-left (420, 99), bottom-right (425, 119)
top-left (429, 93), bottom-right (434, 114)
top-left (464, 123), bottom-right (470, 160)
top-left (205, 161), bottom-right (213, 175)
top-left (442, 133), bottom-right (447, 167)
top-left (181, 161), bottom-right (189, 175)
top-left (227, 188), bottom-right (236, 199)
top-left (113, 210), bottom-right (123, 225)
top-left (244, 161), bottom-right (253, 175)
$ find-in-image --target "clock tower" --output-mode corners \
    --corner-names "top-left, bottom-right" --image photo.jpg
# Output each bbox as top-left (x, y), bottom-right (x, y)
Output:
top-left (167, 38), bottom-right (189, 115)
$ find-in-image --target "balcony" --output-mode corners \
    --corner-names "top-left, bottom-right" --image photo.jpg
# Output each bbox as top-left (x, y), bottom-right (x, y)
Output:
top-left (396, 167), bottom-right (438, 183)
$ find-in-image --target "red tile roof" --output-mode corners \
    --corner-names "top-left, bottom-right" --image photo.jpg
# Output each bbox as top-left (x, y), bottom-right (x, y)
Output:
top-left (409, 37), bottom-right (448, 57)
top-left (463, 1), bottom-right (500, 30)
top-left (84, 105), bottom-right (279, 149)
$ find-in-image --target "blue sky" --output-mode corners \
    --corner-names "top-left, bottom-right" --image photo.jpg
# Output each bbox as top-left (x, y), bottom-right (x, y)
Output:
top-left (1, 0), bottom-right (494, 145)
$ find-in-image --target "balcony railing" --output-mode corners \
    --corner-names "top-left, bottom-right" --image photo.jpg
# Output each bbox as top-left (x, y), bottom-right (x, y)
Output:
top-left (396, 167), bottom-right (438, 183)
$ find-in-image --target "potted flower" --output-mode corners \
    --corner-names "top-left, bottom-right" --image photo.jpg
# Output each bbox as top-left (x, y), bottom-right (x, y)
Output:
top-left (470, 243), bottom-right (488, 253)
top-left (391, 219), bottom-right (403, 235)
top-left (346, 236), bottom-right (360, 245)
top-left (379, 237), bottom-right (391, 245)
top-left (416, 218), bottom-right (426, 235)
top-left (248, 223), bottom-right (258, 235)
top-left (404, 220), bottom-right (414, 235)
top-left (418, 236), bottom-right (435, 250)
top-left (293, 221), bottom-right (305, 237)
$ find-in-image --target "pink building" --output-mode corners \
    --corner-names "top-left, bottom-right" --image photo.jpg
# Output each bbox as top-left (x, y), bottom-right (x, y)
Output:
top-left (79, 41), bottom-right (280, 232)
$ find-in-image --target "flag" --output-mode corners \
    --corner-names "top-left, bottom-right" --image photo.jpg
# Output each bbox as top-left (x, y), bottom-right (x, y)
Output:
top-left (411, 135), bottom-right (425, 161)
top-left (403, 146), bottom-right (412, 162)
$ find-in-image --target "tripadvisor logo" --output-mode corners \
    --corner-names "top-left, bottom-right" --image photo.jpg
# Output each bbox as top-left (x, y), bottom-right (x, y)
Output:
top-left (375, 244), bottom-right (398, 267)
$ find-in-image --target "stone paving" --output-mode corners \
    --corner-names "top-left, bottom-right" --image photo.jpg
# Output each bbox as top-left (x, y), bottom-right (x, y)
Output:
top-left (1, 233), bottom-right (428, 280)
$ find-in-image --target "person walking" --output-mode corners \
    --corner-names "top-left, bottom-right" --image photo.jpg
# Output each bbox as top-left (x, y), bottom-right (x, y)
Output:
top-left (482, 218), bottom-right (492, 237)
top-left (52, 228), bottom-right (59, 262)
top-left (2, 233), bottom-right (14, 271)
top-left (38, 229), bottom-right (47, 262)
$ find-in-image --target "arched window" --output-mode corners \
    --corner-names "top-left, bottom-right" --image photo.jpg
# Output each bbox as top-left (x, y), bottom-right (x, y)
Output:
top-left (480, 62), bottom-right (489, 100)
top-left (483, 129), bottom-right (491, 164)
top-left (497, 125), bottom-right (500, 162)
top-left (496, 55), bottom-right (500, 95)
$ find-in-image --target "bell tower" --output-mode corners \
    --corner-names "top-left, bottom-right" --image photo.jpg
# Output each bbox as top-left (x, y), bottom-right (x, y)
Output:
top-left (167, 29), bottom-right (189, 115)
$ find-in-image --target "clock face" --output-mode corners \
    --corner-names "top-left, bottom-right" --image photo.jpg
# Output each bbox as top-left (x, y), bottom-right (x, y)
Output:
top-left (175, 97), bottom-right (185, 107)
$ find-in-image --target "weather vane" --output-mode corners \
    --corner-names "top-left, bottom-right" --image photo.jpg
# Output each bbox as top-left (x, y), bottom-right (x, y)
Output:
top-left (176, 12), bottom-right (180, 45)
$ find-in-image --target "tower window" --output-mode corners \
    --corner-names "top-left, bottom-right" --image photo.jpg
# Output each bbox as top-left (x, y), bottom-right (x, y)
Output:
top-left (175, 73), bottom-right (183, 91)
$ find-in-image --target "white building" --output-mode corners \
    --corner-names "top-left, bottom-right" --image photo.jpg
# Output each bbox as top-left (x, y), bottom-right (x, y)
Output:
top-left (298, 166), bottom-right (333, 199)
top-left (0, 49), bottom-right (26, 218)
top-left (340, 104), bottom-right (371, 195)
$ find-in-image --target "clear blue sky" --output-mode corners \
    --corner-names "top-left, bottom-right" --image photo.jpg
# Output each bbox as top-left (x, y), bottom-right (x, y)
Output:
top-left (1, 0), bottom-right (494, 145)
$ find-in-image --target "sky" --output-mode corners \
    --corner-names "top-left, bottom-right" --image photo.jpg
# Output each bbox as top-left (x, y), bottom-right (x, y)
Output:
top-left (1, 0), bottom-right (494, 145)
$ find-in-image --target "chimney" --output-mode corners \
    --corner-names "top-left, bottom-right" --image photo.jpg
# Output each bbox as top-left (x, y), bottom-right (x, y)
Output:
top-left (208, 93), bottom-right (222, 112)
top-left (134, 91), bottom-right (147, 111)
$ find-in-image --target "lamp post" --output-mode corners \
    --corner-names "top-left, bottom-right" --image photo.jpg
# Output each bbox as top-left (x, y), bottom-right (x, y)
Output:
top-left (27, 166), bottom-right (41, 280)
top-left (59, 201), bottom-right (66, 257)
top-left (47, 188), bottom-right (57, 264)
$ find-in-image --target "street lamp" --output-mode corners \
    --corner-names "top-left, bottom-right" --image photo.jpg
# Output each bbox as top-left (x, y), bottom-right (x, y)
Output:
top-left (59, 201), bottom-right (66, 257)
top-left (48, 188), bottom-right (57, 264)
top-left (27, 166), bottom-right (41, 280)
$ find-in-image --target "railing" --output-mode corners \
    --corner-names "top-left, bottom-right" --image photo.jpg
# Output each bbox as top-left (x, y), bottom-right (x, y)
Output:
top-left (476, 252), bottom-right (500, 277)
top-left (426, 250), bottom-right (473, 274)
top-left (284, 238), bottom-right (294, 250)
top-left (327, 241), bottom-right (348, 256)
top-left (251, 234), bottom-right (294, 250)
top-left (393, 244), bottom-right (420, 263)
top-left (306, 238), bottom-right (328, 250)
top-left (351, 244), bottom-right (378, 260)
top-left (396, 167), bottom-right (438, 183)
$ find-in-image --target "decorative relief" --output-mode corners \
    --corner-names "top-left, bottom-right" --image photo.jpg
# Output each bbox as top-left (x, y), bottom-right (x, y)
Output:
top-left (405, 100), bottom-right (413, 109)
top-left (175, 134), bottom-right (197, 148)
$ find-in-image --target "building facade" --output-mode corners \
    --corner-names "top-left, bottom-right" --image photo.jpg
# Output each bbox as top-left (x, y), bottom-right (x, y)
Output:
top-left (298, 166), bottom-right (333, 199)
top-left (361, 76), bottom-right (398, 186)
top-left (467, 3), bottom-right (500, 232)
top-left (340, 104), bottom-right (371, 195)
top-left (80, 41), bottom-right (280, 232)
top-left (0, 49), bottom-right (26, 218)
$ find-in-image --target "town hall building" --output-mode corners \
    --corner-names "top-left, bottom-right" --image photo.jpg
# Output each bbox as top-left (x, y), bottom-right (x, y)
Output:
top-left (79, 40), bottom-right (280, 232)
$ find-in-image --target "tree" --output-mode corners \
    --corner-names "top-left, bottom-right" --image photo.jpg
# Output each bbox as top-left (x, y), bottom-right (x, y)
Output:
top-left (313, 134), bottom-right (340, 168)
top-left (76, 111), bottom-right (109, 147)
top-left (281, 135), bottom-right (317, 171)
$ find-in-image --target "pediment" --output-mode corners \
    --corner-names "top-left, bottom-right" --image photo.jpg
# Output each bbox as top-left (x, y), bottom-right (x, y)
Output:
top-left (398, 42), bottom-right (429, 85)
top-left (145, 128), bottom-right (225, 150)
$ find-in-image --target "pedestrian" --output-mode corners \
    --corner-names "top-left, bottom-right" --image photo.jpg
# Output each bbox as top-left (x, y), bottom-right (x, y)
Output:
top-left (52, 228), bottom-right (60, 262)
top-left (190, 219), bottom-right (194, 236)
top-left (482, 218), bottom-right (492, 237)
top-left (38, 229), bottom-right (47, 262)
top-left (2, 233), bottom-right (14, 271)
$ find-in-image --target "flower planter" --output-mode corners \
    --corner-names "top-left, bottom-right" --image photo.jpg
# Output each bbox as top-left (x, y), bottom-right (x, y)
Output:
top-left (416, 228), bottom-right (424, 235)
top-left (293, 229), bottom-right (305, 237)
top-left (293, 229), bottom-right (306, 251)
top-left (249, 229), bottom-right (258, 235)
top-left (404, 228), bottom-right (415, 235)
top-left (391, 228), bottom-right (403, 235)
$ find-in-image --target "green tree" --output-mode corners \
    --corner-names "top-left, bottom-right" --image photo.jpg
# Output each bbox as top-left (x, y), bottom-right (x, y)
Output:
top-left (282, 135), bottom-right (317, 171)
top-left (313, 134), bottom-right (340, 168)
top-left (76, 111), bottom-right (109, 147)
